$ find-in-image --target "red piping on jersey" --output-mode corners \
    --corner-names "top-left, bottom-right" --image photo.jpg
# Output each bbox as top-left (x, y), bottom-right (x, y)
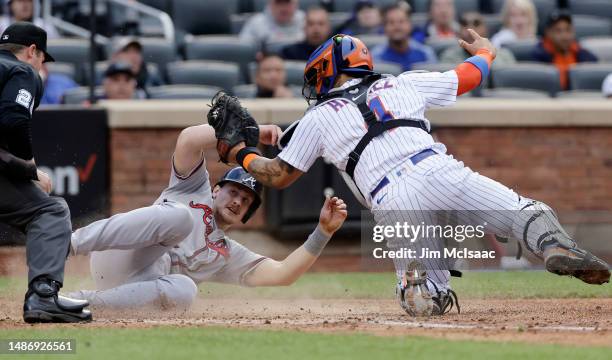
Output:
top-left (455, 49), bottom-right (493, 96)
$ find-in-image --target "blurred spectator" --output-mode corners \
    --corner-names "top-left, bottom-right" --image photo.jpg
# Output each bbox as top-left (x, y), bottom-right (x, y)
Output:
top-left (0, 0), bottom-right (59, 38)
top-left (239, 0), bottom-right (305, 49)
top-left (336, 0), bottom-right (383, 36)
top-left (39, 64), bottom-right (77, 105)
top-left (441, 12), bottom-right (516, 66)
top-left (100, 62), bottom-right (139, 100)
top-left (281, 6), bottom-right (331, 61)
top-left (491, 0), bottom-right (537, 48)
top-left (531, 11), bottom-right (597, 90)
top-left (603, 74), bottom-right (612, 98)
top-left (421, 0), bottom-right (459, 41)
top-left (372, 3), bottom-right (437, 72)
top-left (254, 54), bottom-right (293, 98)
top-left (111, 38), bottom-right (163, 96)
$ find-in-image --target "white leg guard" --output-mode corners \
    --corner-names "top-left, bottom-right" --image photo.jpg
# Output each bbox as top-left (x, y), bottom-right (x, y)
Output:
top-left (511, 198), bottom-right (576, 258)
top-left (68, 274), bottom-right (198, 311)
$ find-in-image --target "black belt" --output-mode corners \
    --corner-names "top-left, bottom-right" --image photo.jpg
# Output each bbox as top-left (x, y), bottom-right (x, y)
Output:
top-left (370, 149), bottom-right (438, 200)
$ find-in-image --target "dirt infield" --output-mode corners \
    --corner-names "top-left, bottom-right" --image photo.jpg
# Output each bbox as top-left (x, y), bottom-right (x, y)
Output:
top-left (1, 297), bottom-right (611, 347)
top-left (2, 247), bottom-right (611, 347)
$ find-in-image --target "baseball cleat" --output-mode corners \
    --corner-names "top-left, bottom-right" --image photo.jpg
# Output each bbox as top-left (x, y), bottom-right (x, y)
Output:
top-left (396, 261), bottom-right (433, 317)
top-left (544, 245), bottom-right (610, 285)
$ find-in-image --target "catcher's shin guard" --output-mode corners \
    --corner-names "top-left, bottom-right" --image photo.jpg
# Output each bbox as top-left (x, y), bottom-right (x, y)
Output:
top-left (513, 199), bottom-right (610, 285)
top-left (396, 261), bottom-right (433, 317)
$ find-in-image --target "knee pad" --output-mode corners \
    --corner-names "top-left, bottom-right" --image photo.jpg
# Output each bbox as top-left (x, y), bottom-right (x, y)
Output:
top-left (511, 198), bottom-right (575, 257)
top-left (157, 274), bottom-right (198, 310)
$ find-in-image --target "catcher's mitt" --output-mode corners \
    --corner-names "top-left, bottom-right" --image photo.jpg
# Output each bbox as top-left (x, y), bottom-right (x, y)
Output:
top-left (207, 91), bottom-right (259, 163)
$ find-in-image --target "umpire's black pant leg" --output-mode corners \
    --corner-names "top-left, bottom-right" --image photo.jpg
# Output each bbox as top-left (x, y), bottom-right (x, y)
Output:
top-left (0, 174), bottom-right (72, 285)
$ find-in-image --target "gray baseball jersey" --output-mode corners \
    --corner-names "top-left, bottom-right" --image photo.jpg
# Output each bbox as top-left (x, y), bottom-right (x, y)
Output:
top-left (155, 158), bottom-right (267, 285)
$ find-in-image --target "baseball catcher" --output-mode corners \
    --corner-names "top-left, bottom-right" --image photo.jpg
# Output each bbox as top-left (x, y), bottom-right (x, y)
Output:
top-left (67, 122), bottom-right (347, 310)
top-left (210, 28), bottom-right (610, 317)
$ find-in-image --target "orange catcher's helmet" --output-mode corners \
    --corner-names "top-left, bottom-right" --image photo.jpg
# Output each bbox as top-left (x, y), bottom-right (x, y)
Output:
top-left (303, 34), bottom-right (374, 101)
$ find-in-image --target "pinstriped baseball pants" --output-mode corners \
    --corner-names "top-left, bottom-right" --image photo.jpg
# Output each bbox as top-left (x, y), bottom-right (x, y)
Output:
top-left (371, 152), bottom-right (523, 291)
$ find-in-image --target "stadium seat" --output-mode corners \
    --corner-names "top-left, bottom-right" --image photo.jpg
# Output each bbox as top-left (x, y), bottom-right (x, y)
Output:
top-left (411, 0), bottom-right (428, 13)
top-left (166, 60), bottom-right (240, 92)
top-left (247, 61), bottom-right (306, 86)
top-left (568, 63), bottom-right (612, 91)
top-left (230, 13), bottom-right (253, 34)
top-left (556, 90), bottom-right (605, 99)
top-left (569, 0), bottom-right (612, 18)
top-left (479, 88), bottom-right (550, 99)
top-left (358, 35), bottom-right (387, 49)
top-left (284, 61), bottom-right (308, 86)
top-left (373, 61), bottom-right (403, 75)
top-left (233, 84), bottom-right (257, 98)
top-left (46, 62), bottom-right (77, 82)
top-left (62, 86), bottom-right (104, 105)
top-left (265, 40), bottom-right (296, 55)
top-left (502, 39), bottom-right (539, 61)
top-left (492, 63), bottom-right (561, 97)
top-left (138, 38), bottom-right (176, 74)
top-left (147, 85), bottom-right (222, 99)
top-left (184, 36), bottom-right (257, 83)
top-left (572, 15), bottom-right (612, 39)
top-left (47, 38), bottom-right (96, 83)
top-left (580, 37), bottom-right (612, 62)
top-left (329, 12), bottom-right (352, 30)
top-left (426, 38), bottom-right (457, 57)
top-left (334, 0), bottom-right (361, 12)
top-left (482, 14), bottom-right (503, 36)
top-left (172, 0), bottom-right (238, 35)
top-left (411, 13), bottom-right (429, 30)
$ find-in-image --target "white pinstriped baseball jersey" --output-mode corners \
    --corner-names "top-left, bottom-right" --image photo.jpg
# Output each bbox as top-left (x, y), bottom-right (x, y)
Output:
top-left (278, 70), bottom-right (458, 207)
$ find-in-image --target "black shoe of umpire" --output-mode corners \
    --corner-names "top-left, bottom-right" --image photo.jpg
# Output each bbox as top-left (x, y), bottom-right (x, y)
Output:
top-left (23, 277), bottom-right (93, 323)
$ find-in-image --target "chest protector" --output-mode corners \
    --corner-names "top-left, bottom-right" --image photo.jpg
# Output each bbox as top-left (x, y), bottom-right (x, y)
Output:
top-left (279, 74), bottom-right (431, 206)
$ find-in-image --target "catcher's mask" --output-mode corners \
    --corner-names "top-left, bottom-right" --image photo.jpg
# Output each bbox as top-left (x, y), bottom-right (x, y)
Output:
top-left (215, 167), bottom-right (262, 223)
top-left (302, 34), bottom-right (374, 102)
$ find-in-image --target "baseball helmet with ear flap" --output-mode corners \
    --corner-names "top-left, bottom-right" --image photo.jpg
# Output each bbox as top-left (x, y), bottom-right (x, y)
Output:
top-left (215, 167), bottom-right (262, 223)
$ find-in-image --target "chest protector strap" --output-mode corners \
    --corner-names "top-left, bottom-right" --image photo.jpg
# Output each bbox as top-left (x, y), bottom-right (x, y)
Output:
top-left (318, 74), bottom-right (431, 182)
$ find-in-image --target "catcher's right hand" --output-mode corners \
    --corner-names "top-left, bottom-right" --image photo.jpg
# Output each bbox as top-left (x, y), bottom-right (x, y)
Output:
top-left (207, 91), bottom-right (259, 163)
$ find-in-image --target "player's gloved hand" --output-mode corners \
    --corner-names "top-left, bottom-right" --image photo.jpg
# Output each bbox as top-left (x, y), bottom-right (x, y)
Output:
top-left (207, 91), bottom-right (259, 163)
top-left (458, 29), bottom-right (497, 59)
top-left (318, 196), bottom-right (348, 237)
